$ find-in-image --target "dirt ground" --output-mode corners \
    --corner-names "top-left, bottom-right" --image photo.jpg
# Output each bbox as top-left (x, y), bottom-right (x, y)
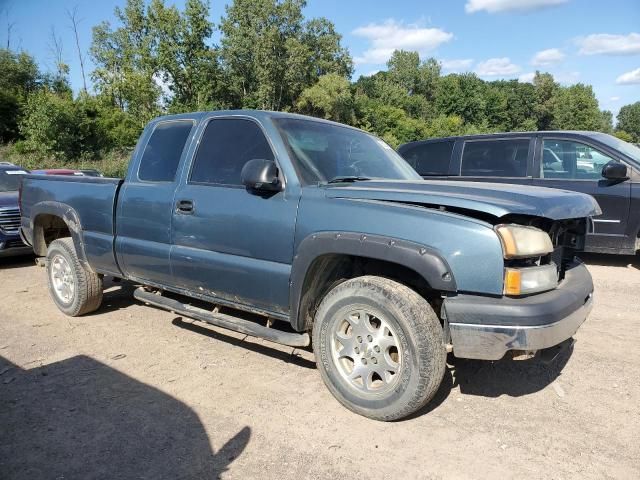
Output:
top-left (1, 254), bottom-right (639, 480)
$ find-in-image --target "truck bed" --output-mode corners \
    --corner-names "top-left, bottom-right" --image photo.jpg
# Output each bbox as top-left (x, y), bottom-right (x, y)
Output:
top-left (20, 174), bottom-right (124, 275)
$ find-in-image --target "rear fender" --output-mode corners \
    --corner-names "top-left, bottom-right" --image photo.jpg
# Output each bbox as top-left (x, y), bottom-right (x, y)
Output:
top-left (30, 201), bottom-right (88, 266)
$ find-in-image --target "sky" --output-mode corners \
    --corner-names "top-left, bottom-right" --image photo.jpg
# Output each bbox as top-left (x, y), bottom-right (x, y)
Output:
top-left (1, 0), bottom-right (639, 118)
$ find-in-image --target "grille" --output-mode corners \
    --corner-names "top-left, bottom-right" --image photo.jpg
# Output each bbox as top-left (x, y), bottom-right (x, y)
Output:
top-left (4, 239), bottom-right (26, 248)
top-left (546, 218), bottom-right (587, 279)
top-left (0, 207), bottom-right (21, 234)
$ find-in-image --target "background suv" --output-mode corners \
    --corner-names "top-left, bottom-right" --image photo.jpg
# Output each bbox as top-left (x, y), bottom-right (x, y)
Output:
top-left (0, 163), bottom-right (32, 257)
top-left (398, 132), bottom-right (640, 255)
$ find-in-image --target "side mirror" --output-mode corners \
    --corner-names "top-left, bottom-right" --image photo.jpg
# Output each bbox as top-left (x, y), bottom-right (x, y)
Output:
top-left (601, 161), bottom-right (628, 181)
top-left (241, 159), bottom-right (281, 191)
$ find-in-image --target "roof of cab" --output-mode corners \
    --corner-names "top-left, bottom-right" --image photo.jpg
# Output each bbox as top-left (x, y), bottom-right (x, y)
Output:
top-left (148, 109), bottom-right (362, 131)
top-left (398, 130), bottom-right (609, 150)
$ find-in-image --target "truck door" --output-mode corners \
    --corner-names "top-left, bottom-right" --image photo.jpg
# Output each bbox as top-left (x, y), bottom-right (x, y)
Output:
top-left (115, 119), bottom-right (195, 284)
top-left (532, 136), bottom-right (632, 252)
top-left (170, 116), bottom-right (299, 315)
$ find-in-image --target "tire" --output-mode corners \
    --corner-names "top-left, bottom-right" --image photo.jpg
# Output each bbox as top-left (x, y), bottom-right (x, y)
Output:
top-left (46, 238), bottom-right (103, 316)
top-left (313, 275), bottom-right (446, 421)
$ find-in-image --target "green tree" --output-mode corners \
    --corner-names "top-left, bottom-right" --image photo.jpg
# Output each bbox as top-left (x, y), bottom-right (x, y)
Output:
top-left (296, 73), bottom-right (353, 122)
top-left (614, 130), bottom-right (634, 142)
top-left (219, 0), bottom-right (352, 110)
top-left (18, 90), bottom-right (99, 160)
top-left (149, 0), bottom-right (222, 111)
top-left (502, 80), bottom-right (536, 131)
top-left (435, 73), bottom-right (486, 126)
top-left (353, 71), bottom-right (431, 120)
top-left (598, 110), bottom-right (613, 134)
top-left (532, 71), bottom-right (559, 130)
top-left (0, 49), bottom-right (39, 142)
top-left (92, 95), bottom-right (142, 149)
top-left (425, 114), bottom-right (482, 138)
top-left (483, 82), bottom-right (509, 131)
top-left (91, 0), bottom-right (161, 126)
top-left (616, 102), bottom-right (640, 142)
top-left (387, 50), bottom-right (440, 100)
top-left (354, 95), bottom-right (427, 147)
top-left (551, 83), bottom-right (602, 130)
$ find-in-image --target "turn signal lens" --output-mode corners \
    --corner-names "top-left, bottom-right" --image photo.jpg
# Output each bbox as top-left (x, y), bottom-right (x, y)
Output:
top-left (504, 263), bottom-right (558, 296)
top-left (504, 269), bottom-right (522, 295)
top-left (495, 224), bottom-right (554, 259)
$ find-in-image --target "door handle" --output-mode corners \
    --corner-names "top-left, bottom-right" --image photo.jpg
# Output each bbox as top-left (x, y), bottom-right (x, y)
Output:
top-left (176, 199), bottom-right (194, 214)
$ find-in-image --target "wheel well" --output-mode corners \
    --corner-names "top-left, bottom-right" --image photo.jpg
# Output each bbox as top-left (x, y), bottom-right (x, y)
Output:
top-left (32, 214), bottom-right (71, 256)
top-left (297, 254), bottom-right (442, 330)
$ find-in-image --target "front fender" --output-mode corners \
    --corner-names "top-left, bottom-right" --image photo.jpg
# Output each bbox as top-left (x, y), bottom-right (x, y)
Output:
top-left (289, 231), bottom-right (456, 331)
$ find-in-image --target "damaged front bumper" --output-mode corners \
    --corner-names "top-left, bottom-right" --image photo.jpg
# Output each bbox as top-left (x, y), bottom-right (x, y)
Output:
top-left (443, 261), bottom-right (593, 361)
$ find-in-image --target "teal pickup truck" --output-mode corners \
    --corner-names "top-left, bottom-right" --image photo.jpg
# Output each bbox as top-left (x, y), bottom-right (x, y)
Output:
top-left (20, 111), bottom-right (599, 420)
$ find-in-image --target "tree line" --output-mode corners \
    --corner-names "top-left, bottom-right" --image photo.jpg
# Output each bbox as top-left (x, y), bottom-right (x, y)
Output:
top-left (1, 0), bottom-right (638, 176)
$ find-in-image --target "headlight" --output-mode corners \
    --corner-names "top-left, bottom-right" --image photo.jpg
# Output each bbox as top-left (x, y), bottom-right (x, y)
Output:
top-left (495, 224), bottom-right (554, 259)
top-left (504, 263), bottom-right (558, 295)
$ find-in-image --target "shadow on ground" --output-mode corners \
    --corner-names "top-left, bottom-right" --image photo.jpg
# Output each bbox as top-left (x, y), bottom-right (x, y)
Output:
top-left (0, 254), bottom-right (35, 270)
top-left (0, 355), bottom-right (250, 479)
top-left (403, 344), bottom-right (573, 420)
top-left (450, 343), bottom-right (573, 398)
top-left (578, 252), bottom-right (639, 269)
top-left (98, 279), bottom-right (139, 314)
top-left (171, 316), bottom-right (316, 369)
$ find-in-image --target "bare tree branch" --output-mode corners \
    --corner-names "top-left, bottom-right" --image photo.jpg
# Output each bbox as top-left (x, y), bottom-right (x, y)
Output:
top-left (4, 8), bottom-right (16, 50)
top-left (48, 25), bottom-right (65, 75)
top-left (66, 5), bottom-right (88, 92)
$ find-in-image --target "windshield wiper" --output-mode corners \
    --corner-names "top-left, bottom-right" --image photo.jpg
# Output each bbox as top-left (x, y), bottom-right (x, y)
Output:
top-left (326, 176), bottom-right (372, 184)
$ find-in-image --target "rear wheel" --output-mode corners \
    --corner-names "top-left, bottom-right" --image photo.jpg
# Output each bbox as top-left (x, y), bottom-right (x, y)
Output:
top-left (46, 238), bottom-right (103, 316)
top-left (313, 275), bottom-right (446, 421)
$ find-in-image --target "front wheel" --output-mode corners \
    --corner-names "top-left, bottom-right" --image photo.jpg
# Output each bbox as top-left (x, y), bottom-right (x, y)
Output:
top-left (46, 238), bottom-right (103, 316)
top-left (313, 276), bottom-right (446, 421)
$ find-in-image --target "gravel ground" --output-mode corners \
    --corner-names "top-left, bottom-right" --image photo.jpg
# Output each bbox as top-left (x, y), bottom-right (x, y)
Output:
top-left (1, 254), bottom-right (639, 479)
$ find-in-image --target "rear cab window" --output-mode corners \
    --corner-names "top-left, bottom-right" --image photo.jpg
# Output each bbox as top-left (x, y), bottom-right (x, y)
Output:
top-left (137, 120), bottom-right (194, 182)
top-left (401, 141), bottom-right (454, 176)
top-left (461, 139), bottom-right (530, 177)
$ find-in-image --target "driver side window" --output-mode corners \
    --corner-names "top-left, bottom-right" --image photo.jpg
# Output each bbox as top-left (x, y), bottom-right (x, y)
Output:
top-left (541, 139), bottom-right (616, 180)
top-left (190, 118), bottom-right (274, 186)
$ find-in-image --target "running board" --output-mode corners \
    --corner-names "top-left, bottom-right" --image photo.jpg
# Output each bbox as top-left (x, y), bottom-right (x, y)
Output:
top-left (133, 288), bottom-right (310, 348)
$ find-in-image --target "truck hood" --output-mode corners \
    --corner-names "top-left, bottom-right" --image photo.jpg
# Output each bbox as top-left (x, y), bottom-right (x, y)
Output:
top-left (0, 191), bottom-right (19, 209)
top-left (324, 180), bottom-right (602, 221)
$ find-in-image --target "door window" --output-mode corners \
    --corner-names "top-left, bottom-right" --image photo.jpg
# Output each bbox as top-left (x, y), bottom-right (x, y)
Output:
top-left (138, 120), bottom-right (194, 182)
top-left (541, 139), bottom-right (616, 179)
top-left (401, 141), bottom-right (454, 176)
top-left (190, 118), bottom-right (274, 186)
top-left (461, 139), bottom-right (529, 177)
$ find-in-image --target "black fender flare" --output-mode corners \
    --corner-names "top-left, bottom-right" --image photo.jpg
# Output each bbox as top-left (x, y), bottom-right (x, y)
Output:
top-left (29, 201), bottom-right (88, 265)
top-left (289, 231), bottom-right (457, 331)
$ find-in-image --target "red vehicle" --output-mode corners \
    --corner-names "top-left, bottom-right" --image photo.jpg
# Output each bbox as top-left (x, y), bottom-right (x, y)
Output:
top-left (31, 169), bottom-right (86, 176)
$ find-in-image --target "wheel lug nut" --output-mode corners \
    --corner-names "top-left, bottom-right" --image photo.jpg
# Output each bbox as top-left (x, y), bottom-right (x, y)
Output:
top-left (357, 336), bottom-right (363, 343)
top-left (374, 346), bottom-right (380, 353)
top-left (372, 358), bottom-right (378, 364)
top-left (367, 335), bottom-right (373, 342)
top-left (362, 358), bottom-right (368, 365)
top-left (354, 347), bottom-right (360, 354)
